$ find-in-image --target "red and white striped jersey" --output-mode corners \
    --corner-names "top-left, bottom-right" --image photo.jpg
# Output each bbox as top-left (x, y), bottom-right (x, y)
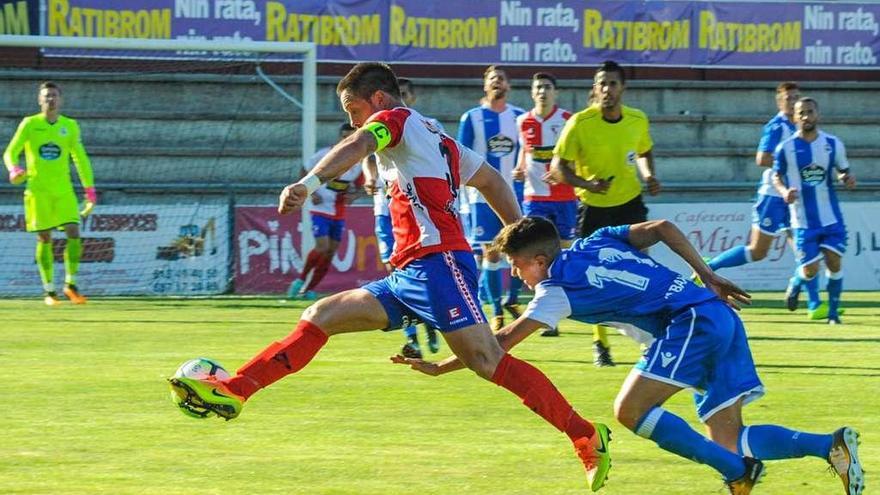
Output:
top-left (516, 106), bottom-right (576, 202)
top-left (367, 107), bottom-right (483, 268)
top-left (304, 146), bottom-right (363, 219)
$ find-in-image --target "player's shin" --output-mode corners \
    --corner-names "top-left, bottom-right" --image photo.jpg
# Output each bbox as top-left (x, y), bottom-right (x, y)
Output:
top-left (304, 253), bottom-right (333, 292)
top-left (708, 245), bottom-right (750, 271)
top-left (635, 406), bottom-right (746, 481)
top-left (491, 353), bottom-right (596, 441)
top-left (227, 320), bottom-right (329, 399)
top-left (64, 237), bottom-right (83, 285)
top-left (826, 270), bottom-right (843, 319)
top-left (738, 425), bottom-right (832, 460)
top-left (36, 240), bottom-right (54, 291)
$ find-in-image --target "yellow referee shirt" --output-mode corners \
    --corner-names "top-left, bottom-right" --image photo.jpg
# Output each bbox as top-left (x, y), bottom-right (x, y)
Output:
top-left (554, 104), bottom-right (653, 207)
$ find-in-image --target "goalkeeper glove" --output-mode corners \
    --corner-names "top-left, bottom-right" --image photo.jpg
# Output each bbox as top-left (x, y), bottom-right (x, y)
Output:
top-left (81, 187), bottom-right (97, 217)
top-left (8, 166), bottom-right (26, 185)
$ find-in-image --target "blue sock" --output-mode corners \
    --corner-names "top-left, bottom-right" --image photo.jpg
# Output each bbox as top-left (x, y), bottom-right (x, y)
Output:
top-left (478, 269), bottom-right (491, 304)
top-left (804, 270), bottom-right (822, 310)
top-left (403, 325), bottom-right (417, 338)
top-left (506, 276), bottom-right (523, 305)
top-left (636, 407), bottom-right (745, 481)
top-left (708, 246), bottom-right (750, 271)
top-left (738, 425), bottom-right (832, 460)
top-left (487, 268), bottom-right (503, 316)
top-left (827, 271), bottom-right (843, 318)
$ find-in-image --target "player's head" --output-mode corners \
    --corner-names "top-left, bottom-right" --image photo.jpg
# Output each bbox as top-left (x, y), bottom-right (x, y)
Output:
top-left (492, 217), bottom-right (561, 289)
top-left (397, 77), bottom-right (417, 107)
top-left (38, 81), bottom-right (62, 113)
top-left (531, 72), bottom-right (557, 108)
top-left (775, 82), bottom-right (800, 117)
top-left (338, 122), bottom-right (356, 141)
top-left (483, 65), bottom-right (510, 101)
top-left (794, 97), bottom-right (819, 133)
top-left (593, 60), bottom-right (625, 110)
top-left (337, 62), bottom-right (402, 128)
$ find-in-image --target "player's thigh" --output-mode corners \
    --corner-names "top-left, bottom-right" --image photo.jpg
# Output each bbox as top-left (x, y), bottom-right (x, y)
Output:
top-left (577, 203), bottom-right (614, 237)
top-left (441, 322), bottom-right (505, 379)
top-left (747, 225), bottom-right (775, 259)
top-left (614, 368), bottom-right (683, 430)
top-left (819, 223), bottom-right (847, 272)
top-left (302, 288), bottom-right (389, 336)
top-left (63, 223), bottom-right (80, 238)
top-left (25, 189), bottom-right (78, 232)
top-left (793, 228), bottom-right (823, 270)
top-left (822, 248), bottom-right (842, 272)
top-left (704, 398), bottom-right (745, 453)
top-left (751, 195), bottom-right (789, 241)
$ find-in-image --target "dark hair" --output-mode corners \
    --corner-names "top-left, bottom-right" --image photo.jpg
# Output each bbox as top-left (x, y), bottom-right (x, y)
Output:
top-left (397, 77), bottom-right (412, 89)
top-left (39, 81), bottom-right (61, 94)
top-left (594, 60), bottom-right (625, 85)
top-left (339, 122), bottom-right (355, 133)
top-left (483, 65), bottom-right (507, 80)
top-left (336, 62), bottom-right (401, 100)
top-left (796, 96), bottom-right (819, 110)
top-left (776, 81), bottom-right (799, 94)
top-left (532, 72), bottom-right (557, 88)
top-left (492, 216), bottom-right (561, 259)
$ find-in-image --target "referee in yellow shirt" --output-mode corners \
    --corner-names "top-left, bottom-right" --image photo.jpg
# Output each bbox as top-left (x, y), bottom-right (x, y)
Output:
top-left (550, 60), bottom-right (661, 367)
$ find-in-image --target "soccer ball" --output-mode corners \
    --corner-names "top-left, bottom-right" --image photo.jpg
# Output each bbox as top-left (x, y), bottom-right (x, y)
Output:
top-left (169, 357), bottom-right (230, 418)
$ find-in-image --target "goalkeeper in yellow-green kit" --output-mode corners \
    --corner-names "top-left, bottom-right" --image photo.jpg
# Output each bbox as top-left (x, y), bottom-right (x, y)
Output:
top-left (3, 81), bottom-right (96, 305)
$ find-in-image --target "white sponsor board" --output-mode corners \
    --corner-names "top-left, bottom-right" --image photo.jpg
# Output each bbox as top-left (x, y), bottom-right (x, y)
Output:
top-left (0, 204), bottom-right (229, 296)
top-left (648, 202), bottom-right (880, 290)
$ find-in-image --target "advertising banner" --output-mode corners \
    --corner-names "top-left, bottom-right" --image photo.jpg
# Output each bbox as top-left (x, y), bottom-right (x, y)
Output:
top-left (0, 0), bottom-right (37, 35)
top-left (33, 0), bottom-right (878, 69)
top-left (649, 202), bottom-right (880, 290)
top-left (0, 204), bottom-right (229, 296)
top-left (234, 204), bottom-right (387, 294)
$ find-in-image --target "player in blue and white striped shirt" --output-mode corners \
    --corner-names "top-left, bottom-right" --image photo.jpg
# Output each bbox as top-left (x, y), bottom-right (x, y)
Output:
top-left (773, 97), bottom-right (856, 324)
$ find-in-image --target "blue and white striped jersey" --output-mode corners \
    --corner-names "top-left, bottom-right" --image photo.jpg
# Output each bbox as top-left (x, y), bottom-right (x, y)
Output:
top-left (773, 131), bottom-right (850, 229)
top-left (756, 112), bottom-right (796, 198)
top-left (522, 225), bottom-right (717, 345)
top-left (457, 103), bottom-right (525, 205)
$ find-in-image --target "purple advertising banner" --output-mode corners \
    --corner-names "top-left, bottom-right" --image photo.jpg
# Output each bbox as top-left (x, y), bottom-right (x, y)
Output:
top-left (37, 0), bottom-right (880, 69)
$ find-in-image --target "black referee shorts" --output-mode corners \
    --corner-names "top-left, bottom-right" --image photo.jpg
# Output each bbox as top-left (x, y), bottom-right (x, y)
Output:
top-left (577, 195), bottom-right (649, 238)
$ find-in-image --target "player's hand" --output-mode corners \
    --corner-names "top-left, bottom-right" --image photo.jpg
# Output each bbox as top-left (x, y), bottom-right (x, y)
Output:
top-left (701, 272), bottom-right (752, 311)
top-left (512, 167), bottom-right (525, 181)
top-left (80, 201), bottom-right (95, 217)
top-left (278, 183), bottom-right (308, 214)
top-left (783, 188), bottom-right (798, 204)
top-left (310, 192), bottom-right (323, 205)
top-left (645, 176), bottom-right (662, 196)
top-left (8, 166), bottom-right (26, 185)
top-left (364, 177), bottom-right (378, 195)
top-left (840, 173), bottom-right (856, 190)
top-left (585, 178), bottom-right (612, 194)
top-left (390, 354), bottom-right (441, 376)
top-left (542, 170), bottom-right (560, 185)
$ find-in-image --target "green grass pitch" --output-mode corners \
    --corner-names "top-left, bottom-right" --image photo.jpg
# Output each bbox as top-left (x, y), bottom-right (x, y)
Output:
top-left (1, 293), bottom-right (876, 494)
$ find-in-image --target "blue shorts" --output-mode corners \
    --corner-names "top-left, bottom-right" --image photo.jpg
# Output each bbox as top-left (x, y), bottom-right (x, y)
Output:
top-left (523, 200), bottom-right (578, 240)
top-left (312, 214), bottom-right (345, 242)
top-left (751, 194), bottom-right (790, 235)
top-left (362, 250), bottom-right (486, 332)
top-left (513, 180), bottom-right (525, 205)
top-left (634, 300), bottom-right (764, 422)
top-left (374, 214), bottom-right (394, 264)
top-left (793, 223), bottom-right (847, 267)
top-left (469, 202), bottom-right (502, 244)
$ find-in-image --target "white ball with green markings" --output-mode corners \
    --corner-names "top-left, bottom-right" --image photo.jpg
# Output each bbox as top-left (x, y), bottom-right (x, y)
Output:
top-left (170, 358), bottom-right (230, 418)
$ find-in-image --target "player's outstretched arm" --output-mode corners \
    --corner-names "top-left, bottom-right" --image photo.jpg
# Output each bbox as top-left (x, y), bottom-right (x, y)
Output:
top-left (279, 130), bottom-right (377, 214)
top-left (3, 119), bottom-right (28, 184)
top-left (466, 162), bottom-right (522, 225)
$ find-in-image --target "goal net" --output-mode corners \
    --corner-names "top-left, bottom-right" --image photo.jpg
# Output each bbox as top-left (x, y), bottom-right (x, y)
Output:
top-left (0, 35), bottom-right (318, 296)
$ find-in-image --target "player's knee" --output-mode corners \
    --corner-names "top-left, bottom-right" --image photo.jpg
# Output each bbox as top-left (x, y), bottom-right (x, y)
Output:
top-left (749, 245), bottom-right (769, 261)
top-left (301, 299), bottom-right (339, 334)
top-left (612, 395), bottom-right (642, 431)
top-left (460, 348), bottom-right (503, 380)
top-left (825, 257), bottom-right (842, 273)
top-left (803, 263), bottom-right (820, 279)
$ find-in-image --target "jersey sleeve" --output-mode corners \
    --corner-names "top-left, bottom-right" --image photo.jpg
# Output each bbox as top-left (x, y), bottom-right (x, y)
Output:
top-left (591, 224), bottom-right (631, 241)
top-left (833, 137), bottom-right (850, 172)
top-left (553, 115), bottom-right (581, 161)
top-left (636, 115), bottom-right (653, 154)
top-left (456, 140), bottom-right (484, 185)
top-left (69, 120), bottom-right (94, 188)
top-left (757, 122), bottom-right (781, 153)
top-left (365, 108), bottom-right (409, 150)
top-left (457, 112), bottom-right (474, 149)
top-left (522, 283), bottom-right (572, 329)
top-left (3, 118), bottom-right (29, 170)
top-left (772, 142), bottom-right (788, 176)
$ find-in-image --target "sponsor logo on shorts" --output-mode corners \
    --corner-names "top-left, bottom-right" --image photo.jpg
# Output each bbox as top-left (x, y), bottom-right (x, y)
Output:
top-left (660, 352), bottom-right (677, 368)
top-left (449, 307), bottom-right (461, 319)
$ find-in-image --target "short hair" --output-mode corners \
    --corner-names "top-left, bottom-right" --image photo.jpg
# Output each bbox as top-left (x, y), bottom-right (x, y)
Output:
top-left (594, 60), bottom-right (625, 85)
top-left (492, 217), bottom-right (561, 259)
top-left (336, 62), bottom-right (401, 100)
top-left (795, 96), bottom-right (819, 110)
top-left (483, 65), bottom-right (506, 80)
top-left (776, 81), bottom-right (799, 94)
top-left (39, 81), bottom-right (61, 94)
top-left (339, 122), bottom-right (355, 133)
top-left (532, 72), bottom-right (557, 88)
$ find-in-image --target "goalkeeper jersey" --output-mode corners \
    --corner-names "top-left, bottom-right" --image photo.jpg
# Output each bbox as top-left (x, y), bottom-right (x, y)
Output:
top-left (3, 113), bottom-right (93, 194)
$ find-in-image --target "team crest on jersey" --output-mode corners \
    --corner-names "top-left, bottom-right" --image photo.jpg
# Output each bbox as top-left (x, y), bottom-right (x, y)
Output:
top-left (59, 127), bottom-right (68, 136)
top-left (487, 134), bottom-right (515, 157)
top-left (800, 163), bottom-right (826, 186)
top-left (626, 151), bottom-right (637, 165)
top-left (39, 143), bottom-right (62, 160)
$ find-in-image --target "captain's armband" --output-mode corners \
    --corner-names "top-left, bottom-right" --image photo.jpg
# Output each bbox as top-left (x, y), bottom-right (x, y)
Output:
top-left (363, 121), bottom-right (393, 151)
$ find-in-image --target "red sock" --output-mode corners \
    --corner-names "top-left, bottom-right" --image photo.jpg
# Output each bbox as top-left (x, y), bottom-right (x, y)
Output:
top-left (305, 253), bottom-right (332, 292)
top-left (491, 353), bottom-right (596, 442)
top-left (300, 250), bottom-right (323, 281)
top-left (224, 320), bottom-right (329, 400)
